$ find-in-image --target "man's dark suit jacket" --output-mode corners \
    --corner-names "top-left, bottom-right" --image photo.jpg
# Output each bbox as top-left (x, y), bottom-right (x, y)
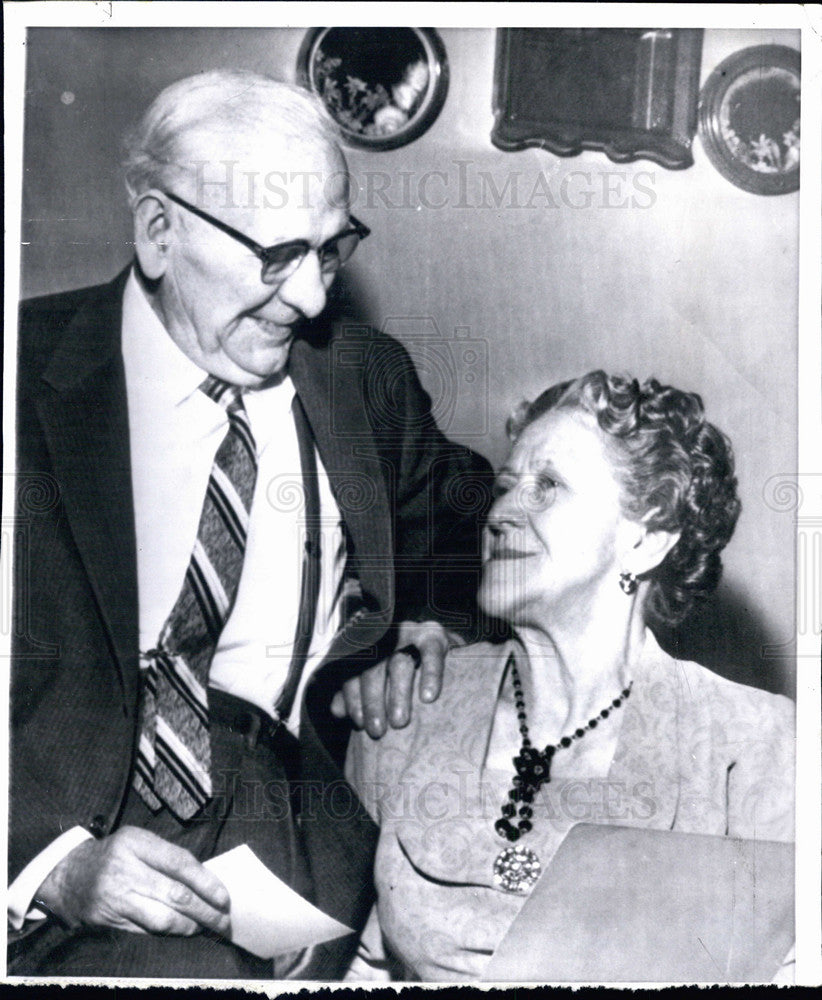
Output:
top-left (10, 268), bottom-right (492, 976)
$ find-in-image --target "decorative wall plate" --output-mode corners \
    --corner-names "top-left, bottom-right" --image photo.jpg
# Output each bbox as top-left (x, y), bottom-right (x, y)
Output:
top-left (698, 44), bottom-right (800, 195)
top-left (298, 27), bottom-right (449, 151)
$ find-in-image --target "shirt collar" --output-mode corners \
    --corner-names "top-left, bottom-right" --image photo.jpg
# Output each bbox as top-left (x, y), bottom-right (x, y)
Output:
top-left (121, 267), bottom-right (214, 408)
top-left (121, 268), bottom-right (297, 419)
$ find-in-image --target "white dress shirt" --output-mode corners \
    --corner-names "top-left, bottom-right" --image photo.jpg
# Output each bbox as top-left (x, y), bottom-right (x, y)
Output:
top-left (121, 271), bottom-right (347, 725)
top-left (9, 271), bottom-right (347, 927)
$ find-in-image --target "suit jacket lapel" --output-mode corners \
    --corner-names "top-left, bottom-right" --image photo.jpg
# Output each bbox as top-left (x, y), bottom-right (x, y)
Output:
top-left (288, 332), bottom-right (394, 656)
top-left (34, 270), bottom-right (139, 706)
top-left (289, 334), bottom-right (386, 945)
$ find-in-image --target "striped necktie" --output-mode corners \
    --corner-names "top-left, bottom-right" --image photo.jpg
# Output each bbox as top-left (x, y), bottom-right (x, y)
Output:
top-left (133, 375), bottom-right (257, 820)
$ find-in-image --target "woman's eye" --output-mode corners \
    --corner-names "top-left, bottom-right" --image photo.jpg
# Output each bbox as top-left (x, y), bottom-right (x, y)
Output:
top-left (492, 474), bottom-right (557, 508)
top-left (492, 478), bottom-right (515, 501)
top-left (521, 475), bottom-right (557, 509)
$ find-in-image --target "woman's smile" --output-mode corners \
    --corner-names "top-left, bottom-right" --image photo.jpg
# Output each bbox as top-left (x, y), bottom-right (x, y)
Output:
top-left (486, 545), bottom-right (538, 561)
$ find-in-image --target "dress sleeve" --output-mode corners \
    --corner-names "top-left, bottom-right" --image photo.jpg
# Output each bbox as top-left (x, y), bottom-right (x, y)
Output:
top-left (725, 692), bottom-right (795, 842)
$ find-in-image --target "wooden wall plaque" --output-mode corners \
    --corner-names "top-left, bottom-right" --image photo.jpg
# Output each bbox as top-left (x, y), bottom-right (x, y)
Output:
top-left (492, 28), bottom-right (704, 169)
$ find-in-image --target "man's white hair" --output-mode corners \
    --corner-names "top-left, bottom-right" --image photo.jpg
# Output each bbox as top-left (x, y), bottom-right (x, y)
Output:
top-left (122, 69), bottom-right (341, 204)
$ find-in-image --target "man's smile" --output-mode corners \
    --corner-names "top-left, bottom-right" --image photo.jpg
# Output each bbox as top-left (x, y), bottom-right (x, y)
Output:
top-left (245, 315), bottom-right (296, 342)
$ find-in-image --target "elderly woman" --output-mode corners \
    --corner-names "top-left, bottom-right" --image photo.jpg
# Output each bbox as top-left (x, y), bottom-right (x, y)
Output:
top-left (344, 371), bottom-right (794, 982)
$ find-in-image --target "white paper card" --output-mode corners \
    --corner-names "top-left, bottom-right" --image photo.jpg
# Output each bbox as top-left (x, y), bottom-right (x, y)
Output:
top-left (204, 844), bottom-right (353, 959)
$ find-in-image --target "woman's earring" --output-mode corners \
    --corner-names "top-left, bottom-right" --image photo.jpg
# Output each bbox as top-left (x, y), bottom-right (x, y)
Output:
top-left (619, 571), bottom-right (638, 596)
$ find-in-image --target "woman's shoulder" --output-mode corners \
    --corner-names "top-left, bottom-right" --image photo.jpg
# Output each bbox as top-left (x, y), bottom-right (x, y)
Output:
top-left (672, 661), bottom-right (795, 841)
top-left (345, 640), bottom-right (511, 821)
top-left (649, 639), bottom-right (794, 739)
top-left (684, 660), bottom-right (791, 721)
top-left (640, 637), bottom-right (794, 840)
top-left (347, 641), bottom-right (511, 764)
top-left (442, 639), bottom-right (511, 685)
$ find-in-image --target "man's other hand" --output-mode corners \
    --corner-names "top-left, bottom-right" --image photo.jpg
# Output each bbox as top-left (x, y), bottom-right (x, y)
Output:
top-left (330, 620), bottom-right (464, 737)
top-left (34, 826), bottom-right (231, 937)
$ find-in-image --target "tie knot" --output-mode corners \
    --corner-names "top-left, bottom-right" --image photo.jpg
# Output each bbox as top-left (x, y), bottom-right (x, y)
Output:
top-left (200, 375), bottom-right (244, 413)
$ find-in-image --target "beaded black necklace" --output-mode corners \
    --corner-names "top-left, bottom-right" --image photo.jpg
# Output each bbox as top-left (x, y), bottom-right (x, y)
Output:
top-left (492, 652), bottom-right (633, 893)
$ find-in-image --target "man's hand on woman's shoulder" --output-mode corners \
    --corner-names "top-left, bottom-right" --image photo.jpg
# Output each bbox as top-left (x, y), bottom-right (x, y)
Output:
top-left (330, 620), bottom-right (465, 737)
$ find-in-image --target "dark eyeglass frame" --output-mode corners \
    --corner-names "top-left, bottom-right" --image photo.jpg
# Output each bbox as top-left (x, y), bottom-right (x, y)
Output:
top-left (163, 190), bottom-right (370, 284)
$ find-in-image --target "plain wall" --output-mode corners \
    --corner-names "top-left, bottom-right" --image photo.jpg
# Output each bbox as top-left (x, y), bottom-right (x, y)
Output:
top-left (18, 26), bottom-right (799, 693)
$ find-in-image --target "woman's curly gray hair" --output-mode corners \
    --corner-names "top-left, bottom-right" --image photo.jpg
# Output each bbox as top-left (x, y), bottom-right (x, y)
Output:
top-left (507, 371), bottom-right (741, 627)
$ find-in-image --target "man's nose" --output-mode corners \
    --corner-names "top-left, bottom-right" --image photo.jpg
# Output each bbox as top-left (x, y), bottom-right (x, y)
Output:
top-left (275, 251), bottom-right (329, 319)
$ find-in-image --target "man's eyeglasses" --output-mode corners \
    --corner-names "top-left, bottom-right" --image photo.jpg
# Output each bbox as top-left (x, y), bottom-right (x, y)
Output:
top-left (163, 191), bottom-right (370, 285)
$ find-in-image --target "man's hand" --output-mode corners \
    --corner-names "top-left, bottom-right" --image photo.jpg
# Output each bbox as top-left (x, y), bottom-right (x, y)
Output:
top-left (330, 620), bottom-right (464, 737)
top-left (34, 826), bottom-right (231, 937)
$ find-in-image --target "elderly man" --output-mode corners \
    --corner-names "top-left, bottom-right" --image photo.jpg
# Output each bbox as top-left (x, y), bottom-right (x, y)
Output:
top-left (9, 70), bottom-right (490, 979)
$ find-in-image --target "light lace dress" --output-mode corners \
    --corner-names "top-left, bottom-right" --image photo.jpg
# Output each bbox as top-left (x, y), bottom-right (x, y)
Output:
top-left (344, 631), bottom-right (795, 982)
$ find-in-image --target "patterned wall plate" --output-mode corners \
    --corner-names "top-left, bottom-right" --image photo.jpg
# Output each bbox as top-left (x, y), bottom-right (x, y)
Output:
top-left (298, 27), bottom-right (449, 152)
top-left (698, 44), bottom-right (800, 195)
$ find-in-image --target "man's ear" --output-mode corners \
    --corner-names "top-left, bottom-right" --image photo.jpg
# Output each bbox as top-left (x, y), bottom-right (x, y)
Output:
top-left (618, 516), bottom-right (680, 579)
top-left (133, 191), bottom-right (172, 280)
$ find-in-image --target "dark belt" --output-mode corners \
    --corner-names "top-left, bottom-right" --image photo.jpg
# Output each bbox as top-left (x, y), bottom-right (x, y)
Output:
top-left (208, 688), bottom-right (289, 751)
